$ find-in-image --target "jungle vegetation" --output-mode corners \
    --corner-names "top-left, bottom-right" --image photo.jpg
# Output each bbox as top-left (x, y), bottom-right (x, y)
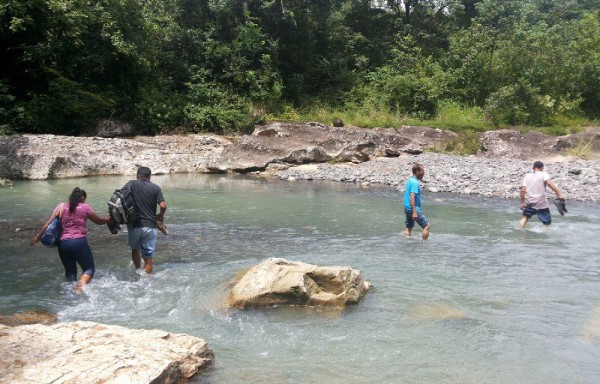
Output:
top-left (1, 0), bottom-right (599, 135)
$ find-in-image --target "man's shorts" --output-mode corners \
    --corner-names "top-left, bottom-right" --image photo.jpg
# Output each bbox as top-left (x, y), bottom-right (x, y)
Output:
top-left (128, 227), bottom-right (158, 257)
top-left (404, 208), bottom-right (430, 229)
top-left (523, 207), bottom-right (552, 225)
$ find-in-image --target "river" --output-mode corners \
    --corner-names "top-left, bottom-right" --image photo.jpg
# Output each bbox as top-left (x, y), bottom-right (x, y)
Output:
top-left (1, 174), bottom-right (599, 383)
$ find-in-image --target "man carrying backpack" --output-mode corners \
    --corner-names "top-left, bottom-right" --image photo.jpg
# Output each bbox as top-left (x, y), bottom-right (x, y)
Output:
top-left (122, 166), bottom-right (167, 274)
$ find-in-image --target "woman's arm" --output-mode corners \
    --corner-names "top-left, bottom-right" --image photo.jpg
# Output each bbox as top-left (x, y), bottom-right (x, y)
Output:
top-left (30, 212), bottom-right (56, 246)
top-left (89, 212), bottom-right (110, 225)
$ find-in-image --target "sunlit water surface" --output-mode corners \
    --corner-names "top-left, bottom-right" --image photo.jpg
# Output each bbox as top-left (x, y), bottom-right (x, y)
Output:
top-left (1, 174), bottom-right (599, 383)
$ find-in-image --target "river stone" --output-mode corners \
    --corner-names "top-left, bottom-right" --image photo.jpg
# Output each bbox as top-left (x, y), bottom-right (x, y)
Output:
top-left (0, 309), bottom-right (58, 326)
top-left (0, 321), bottom-right (214, 383)
top-left (227, 258), bottom-right (371, 308)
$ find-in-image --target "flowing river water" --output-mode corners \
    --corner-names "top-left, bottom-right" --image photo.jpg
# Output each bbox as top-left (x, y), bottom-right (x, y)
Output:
top-left (1, 174), bottom-right (599, 383)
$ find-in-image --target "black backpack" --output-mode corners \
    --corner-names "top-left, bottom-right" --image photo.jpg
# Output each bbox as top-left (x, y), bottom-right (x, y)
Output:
top-left (108, 187), bottom-right (138, 224)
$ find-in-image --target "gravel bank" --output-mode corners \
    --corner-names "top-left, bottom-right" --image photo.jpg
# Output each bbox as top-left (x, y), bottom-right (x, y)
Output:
top-left (275, 153), bottom-right (600, 202)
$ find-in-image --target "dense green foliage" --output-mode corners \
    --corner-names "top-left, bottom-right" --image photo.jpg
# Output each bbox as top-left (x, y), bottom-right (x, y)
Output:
top-left (1, 0), bottom-right (599, 134)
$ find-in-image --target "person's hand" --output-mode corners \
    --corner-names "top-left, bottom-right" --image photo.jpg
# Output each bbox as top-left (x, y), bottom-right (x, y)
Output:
top-left (30, 235), bottom-right (39, 246)
top-left (412, 212), bottom-right (418, 220)
top-left (520, 202), bottom-right (525, 210)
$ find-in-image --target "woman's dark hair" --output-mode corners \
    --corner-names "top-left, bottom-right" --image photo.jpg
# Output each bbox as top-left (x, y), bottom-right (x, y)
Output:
top-left (68, 187), bottom-right (87, 213)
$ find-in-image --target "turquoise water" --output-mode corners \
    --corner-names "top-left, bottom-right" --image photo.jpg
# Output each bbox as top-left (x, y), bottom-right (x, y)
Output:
top-left (1, 174), bottom-right (599, 383)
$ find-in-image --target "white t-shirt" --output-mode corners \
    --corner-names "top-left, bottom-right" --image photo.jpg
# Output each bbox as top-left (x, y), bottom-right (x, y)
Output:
top-left (523, 171), bottom-right (550, 209)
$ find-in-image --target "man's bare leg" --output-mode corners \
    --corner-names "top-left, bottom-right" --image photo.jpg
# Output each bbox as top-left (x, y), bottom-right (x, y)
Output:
top-left (422, 225), bottom-right (430, 240)
top-left (520, 216), bottom-right (529, 228)
top-left (405, 227), bottom-right (412, 237)
top-left (143, 257), bottom-right (153, 274)
top-left (132, 249), bottom-right (142, 269)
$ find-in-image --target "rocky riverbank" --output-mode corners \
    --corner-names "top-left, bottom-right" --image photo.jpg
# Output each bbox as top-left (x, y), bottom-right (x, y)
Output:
top-left (274, 152), bottom-right (600, 201)
top-left (1, 122), bottom-right (599, 201)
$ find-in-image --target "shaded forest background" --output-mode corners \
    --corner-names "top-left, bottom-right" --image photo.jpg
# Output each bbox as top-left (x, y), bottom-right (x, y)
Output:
top-left (1, 0), bottom-right (599, 136)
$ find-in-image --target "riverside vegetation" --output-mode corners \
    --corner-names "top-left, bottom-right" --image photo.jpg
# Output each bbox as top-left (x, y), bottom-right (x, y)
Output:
top-left (1, 0), bottom-right (599, 140)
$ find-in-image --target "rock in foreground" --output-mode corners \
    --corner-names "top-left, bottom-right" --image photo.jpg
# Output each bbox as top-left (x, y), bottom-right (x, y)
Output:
top-left (228, 258), bottom-right (371, 308)
top-left (0, 321), bottom-right (214, 384)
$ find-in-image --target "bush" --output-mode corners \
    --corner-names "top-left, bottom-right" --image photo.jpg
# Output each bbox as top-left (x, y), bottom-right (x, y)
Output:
top-left (133, 87), bottom-right (186, 134)
top-left (183, 75), bottom-right (256, 134)
top-left (352, 48), bottom-right (448, 120)
top-left (485, 81), bottom-right (559, 127)
top-left (431, 130), bottom-right (481, 155)
top-left (429, 101), bottom-right (489, 132)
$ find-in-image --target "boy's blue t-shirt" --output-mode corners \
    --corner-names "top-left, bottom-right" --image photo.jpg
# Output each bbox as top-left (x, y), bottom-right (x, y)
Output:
top-left (403, 176), bottom-right (422, 212)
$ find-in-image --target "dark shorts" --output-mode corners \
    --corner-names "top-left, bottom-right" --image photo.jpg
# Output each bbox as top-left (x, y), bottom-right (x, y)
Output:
top-left (523, 207), bottom-right (552, 225)
top-left (405, 208), bottom-right (430, 229)
top-left (58, 237), bottom-right (95, 281)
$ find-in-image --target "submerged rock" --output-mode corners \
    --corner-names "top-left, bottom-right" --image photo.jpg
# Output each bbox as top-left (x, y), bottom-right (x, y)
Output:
top-left (0, 321), bottom-right (214, 383)
top-left (406, 303), bottom-right (467, 321)
top-left (227, 258), bottom-right (371, 308)
top-left (0, 309), bottom-right (58, 326)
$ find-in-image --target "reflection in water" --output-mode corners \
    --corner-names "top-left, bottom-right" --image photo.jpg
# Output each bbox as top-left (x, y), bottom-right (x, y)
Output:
top-left (1, 174), bottom-right (600, 383)
top-left (580, 304), bottom-right (600, 344)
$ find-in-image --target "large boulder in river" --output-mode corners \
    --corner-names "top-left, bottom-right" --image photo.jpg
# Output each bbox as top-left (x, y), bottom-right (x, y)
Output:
top-left (227, 258), bottom-right (371, 308)
top-left (0, 321), bottom-right (214, 383)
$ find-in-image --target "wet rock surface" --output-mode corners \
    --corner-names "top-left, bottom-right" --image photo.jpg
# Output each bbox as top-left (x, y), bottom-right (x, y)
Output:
top-left (0, 310), bottom-right (59, 327)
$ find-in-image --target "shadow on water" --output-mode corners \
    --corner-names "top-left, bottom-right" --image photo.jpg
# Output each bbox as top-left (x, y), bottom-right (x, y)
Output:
top-left (2, 174), bottom-right (600, 384)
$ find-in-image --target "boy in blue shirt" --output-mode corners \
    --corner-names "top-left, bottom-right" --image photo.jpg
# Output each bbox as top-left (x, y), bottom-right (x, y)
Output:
top-left (403, 163), bottom-right (430, 240)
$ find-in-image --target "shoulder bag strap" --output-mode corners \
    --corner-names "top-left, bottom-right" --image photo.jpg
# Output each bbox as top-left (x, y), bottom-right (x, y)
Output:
top-left (57, 203), bottom-right (65, 218)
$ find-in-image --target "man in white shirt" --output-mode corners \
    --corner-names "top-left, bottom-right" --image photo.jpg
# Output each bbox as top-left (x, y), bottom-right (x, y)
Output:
top-left (520, 161), bottom-right (565, 228)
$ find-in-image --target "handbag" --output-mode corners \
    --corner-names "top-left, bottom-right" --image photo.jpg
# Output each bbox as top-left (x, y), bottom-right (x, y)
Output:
top-left (40, 204), bottom-right (65, 247)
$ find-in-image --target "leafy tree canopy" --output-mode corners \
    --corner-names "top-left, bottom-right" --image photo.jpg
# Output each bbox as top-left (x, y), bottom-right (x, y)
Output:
top-left (1, 0), bottom-right (599, 134)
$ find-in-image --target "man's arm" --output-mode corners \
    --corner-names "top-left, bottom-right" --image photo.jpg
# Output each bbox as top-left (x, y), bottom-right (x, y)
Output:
top-left (157, 201), bottom-right (167, 221)
top-left (520, 186), bottom-right (526, 209)
top-left (410, 192), bottom-right (418, 219)
top-left (546, 180), bottom-right (565, 200)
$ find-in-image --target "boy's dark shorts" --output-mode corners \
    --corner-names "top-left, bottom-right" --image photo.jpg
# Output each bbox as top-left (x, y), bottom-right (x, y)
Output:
top-left (404, 209), bottom-right (430, 229)
top-left (523, 207), bottom-right (552, 225)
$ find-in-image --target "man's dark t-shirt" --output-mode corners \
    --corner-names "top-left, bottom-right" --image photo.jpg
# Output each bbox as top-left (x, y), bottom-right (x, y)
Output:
top-left (123, 179), bottom-right (165, 228)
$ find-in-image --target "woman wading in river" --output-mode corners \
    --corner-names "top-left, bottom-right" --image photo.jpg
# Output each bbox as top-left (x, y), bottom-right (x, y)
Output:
top-left (31, 187), bottom-right (110, 289)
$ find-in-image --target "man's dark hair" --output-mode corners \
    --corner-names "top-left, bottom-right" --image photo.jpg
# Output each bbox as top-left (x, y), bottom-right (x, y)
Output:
top-left (412, 163), bottom-right (423, 175)
top-left (137, 166), bottom-right (151, 179)
top-left (533, 161), bottom-right (544, 169)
